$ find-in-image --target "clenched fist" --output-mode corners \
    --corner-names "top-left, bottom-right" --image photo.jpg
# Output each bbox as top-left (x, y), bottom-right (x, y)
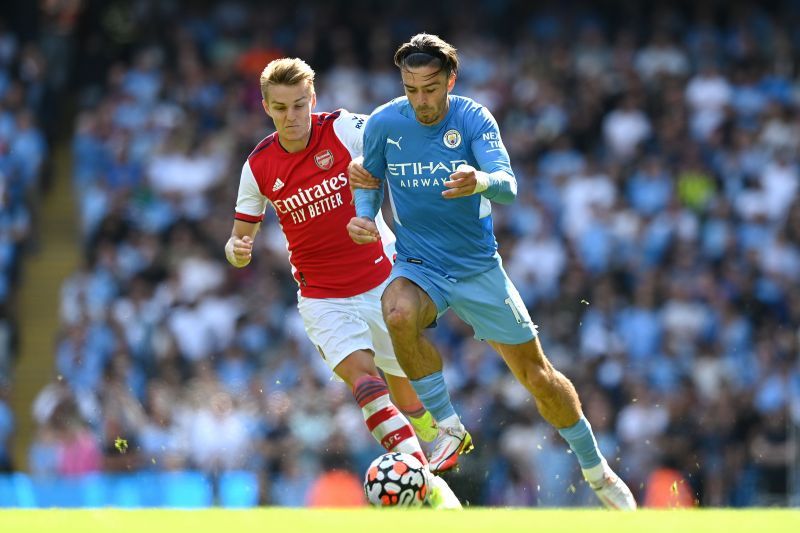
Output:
top-left (347, 216), bottom-right (380, 244)
top-left (225, 235), bottom-right (254, 267)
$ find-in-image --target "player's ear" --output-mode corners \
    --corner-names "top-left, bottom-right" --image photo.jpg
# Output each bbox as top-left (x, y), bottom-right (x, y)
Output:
top-left (446, 72), bottom-right (456, 93)
top-left (262, 99), bottom-right (272, 118)
top-left (310, 91), bottom-right (317, 110)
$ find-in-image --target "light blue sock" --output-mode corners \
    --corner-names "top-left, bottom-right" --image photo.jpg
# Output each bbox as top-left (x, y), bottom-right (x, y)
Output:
top-left (558, 417), bottom-right (603, 470)
top-left (410, 371), bottom-right (456, 422)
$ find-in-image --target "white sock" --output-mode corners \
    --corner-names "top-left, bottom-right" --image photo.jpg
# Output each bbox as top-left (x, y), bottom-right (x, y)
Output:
top-left (582, 459), bottom-right (607, 484)
top-left (438, 413), bottom-right (462, 430)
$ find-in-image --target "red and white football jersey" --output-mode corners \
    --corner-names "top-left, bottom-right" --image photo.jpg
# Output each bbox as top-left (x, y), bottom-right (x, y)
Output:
top-left (235, 110), bottom-right (394, 298)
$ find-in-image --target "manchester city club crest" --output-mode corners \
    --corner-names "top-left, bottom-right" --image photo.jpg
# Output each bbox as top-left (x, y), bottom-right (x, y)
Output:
top-left (443, 129), bottom-right (462, 149)
top-left (314, 149), bottom-right (334, 170)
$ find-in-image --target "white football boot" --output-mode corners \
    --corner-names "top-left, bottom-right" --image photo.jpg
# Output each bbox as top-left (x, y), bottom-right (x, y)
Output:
top-left (427, 422), bottom-right (474, 474)
top-left (585, 460), bottom-right (637, 510)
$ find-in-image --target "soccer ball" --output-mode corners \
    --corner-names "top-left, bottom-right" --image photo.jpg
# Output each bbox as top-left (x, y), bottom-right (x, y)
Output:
top-left (363, 452), bottom-right (430, 507)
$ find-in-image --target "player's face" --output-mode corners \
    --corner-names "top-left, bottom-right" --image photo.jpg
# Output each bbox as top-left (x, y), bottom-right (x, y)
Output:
top-left (401, 66), bottom-right (456, 126)
top-left (263, 82), bottom-right (316, 150)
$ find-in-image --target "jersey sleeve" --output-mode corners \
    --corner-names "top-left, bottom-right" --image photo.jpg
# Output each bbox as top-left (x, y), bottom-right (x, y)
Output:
top-left (469, 105), bottom-right (514, 177)
top-left (332, 109), bottom-right (368, 158)
top-left (354, 112), bottom-right (387, 219)
top-left (234, 160), bottom-right (268, 223)
top-left (361, 112), bottom-right (388, 181)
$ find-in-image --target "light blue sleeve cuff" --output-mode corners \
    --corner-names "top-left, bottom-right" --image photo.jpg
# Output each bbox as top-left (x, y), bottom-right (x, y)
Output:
top-left (354, 188), bottom-right (383, 219)
top-left (483, 171), bottom-right (517, 204)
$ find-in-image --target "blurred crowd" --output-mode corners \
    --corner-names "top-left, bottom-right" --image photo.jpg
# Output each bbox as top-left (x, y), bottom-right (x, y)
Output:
top-left (0, 2), bottom-right (54, 474)
top-left (9, 0), bottom-right (800, 507)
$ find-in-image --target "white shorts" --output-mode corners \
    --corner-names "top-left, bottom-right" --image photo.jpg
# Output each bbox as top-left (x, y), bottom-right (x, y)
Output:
top-left (296, 278), bottom-right (405, 380)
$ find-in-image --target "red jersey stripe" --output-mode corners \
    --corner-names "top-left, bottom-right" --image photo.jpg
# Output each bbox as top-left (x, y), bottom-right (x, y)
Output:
top-left (234, 211), bottom-right (264, 223)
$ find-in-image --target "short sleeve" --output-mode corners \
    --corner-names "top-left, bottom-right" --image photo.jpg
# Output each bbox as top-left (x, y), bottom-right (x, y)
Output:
top-left (234, 160), bottom-right (268, 223)
top-left (332, 109), bottom-right (368, 158)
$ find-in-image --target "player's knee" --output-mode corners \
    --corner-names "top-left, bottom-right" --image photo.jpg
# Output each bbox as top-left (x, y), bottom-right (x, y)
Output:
top-left (383, 303), bottom-right (417, 333)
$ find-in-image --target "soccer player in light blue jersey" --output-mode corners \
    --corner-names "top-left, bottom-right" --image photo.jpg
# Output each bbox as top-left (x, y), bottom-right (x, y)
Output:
top-left (347, 33), bottom-right (636, 509)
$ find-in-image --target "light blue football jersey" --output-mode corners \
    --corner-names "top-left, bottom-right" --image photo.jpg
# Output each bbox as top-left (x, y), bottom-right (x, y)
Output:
top-left (355, 95), bottom-right (515, 279)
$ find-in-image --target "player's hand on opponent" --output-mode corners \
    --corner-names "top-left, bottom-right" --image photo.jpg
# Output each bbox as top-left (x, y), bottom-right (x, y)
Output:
top-left (443, 164), bottom-right (487, 199)
top-left (347, 216), bottom-right (380, 244)
top-left (348, 156), bottom-right (381, 204)
top-left (225, 235), bottom-right (253, 267)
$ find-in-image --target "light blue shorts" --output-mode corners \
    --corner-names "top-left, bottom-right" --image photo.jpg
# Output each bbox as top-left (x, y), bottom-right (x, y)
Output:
top-left (388, 258), bottom-right (538, 345)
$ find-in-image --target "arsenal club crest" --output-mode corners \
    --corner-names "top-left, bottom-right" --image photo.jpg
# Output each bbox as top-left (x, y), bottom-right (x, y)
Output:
top-left (314, 149), bottom-right (334, 170)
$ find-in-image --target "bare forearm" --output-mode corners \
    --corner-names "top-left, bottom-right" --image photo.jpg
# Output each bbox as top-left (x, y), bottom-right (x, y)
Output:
top-left (226, 220), bottom-right (260, 267)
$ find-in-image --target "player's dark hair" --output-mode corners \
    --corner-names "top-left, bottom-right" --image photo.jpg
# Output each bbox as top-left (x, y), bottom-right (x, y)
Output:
top-left (394, 33), bottom-right (459, 77)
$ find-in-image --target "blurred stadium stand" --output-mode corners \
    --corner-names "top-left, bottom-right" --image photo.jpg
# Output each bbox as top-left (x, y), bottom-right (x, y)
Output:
top-left (0, 470), bottom-right (258, 508)
top-left (1, 0), bottom-right (800, 508)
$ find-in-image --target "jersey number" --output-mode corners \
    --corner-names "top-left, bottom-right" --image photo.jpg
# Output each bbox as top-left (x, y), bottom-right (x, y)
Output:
top-left (504, 297), bottom-right (523, 324)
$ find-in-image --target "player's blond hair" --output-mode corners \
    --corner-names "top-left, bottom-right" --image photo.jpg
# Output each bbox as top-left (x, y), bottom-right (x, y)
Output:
top-left (260, 58), bottom-right (315, 100)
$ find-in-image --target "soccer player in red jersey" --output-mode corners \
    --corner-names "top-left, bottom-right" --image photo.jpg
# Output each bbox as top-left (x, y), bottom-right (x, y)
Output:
top-left (224, 58), bottom-right (458, 508)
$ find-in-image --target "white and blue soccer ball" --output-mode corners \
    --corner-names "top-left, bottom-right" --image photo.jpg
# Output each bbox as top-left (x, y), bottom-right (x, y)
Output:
top-left (363, 452), bottom-right (430, 507)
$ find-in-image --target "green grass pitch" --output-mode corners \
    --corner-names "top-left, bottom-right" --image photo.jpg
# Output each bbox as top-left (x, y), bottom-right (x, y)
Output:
top-left (1, 509), bottom-right (799, 533)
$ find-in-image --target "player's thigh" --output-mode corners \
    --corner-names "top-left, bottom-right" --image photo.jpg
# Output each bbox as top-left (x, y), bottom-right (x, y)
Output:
top-left (297, 295), bottom-right (374, 379)
top-left (332, 349), bottom-right (381, 387)
top-left (361, 280), bottom-right (408, 379)
top-left (381, 263), bottom-right (448, 330)
top-left (451, 264), bottom-right (537, 344)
